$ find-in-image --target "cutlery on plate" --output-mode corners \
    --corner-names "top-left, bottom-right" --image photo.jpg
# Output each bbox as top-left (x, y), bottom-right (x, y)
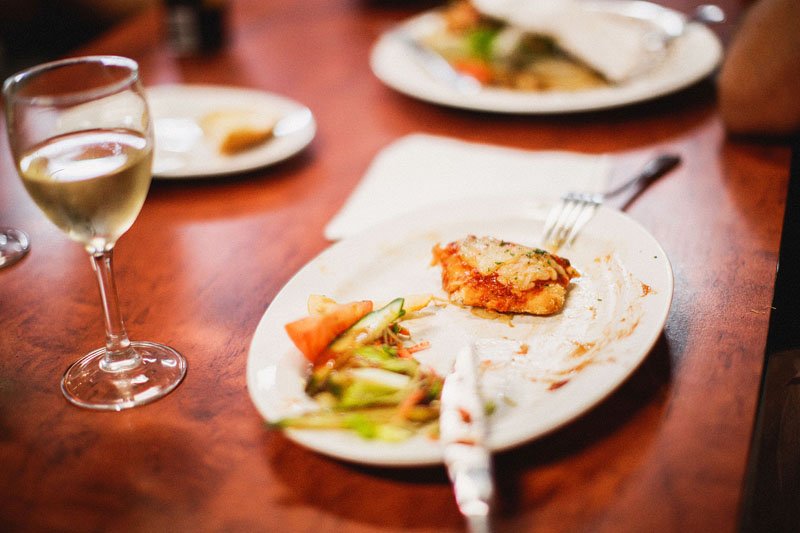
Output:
top-left (641, 3), bottom-right (725, 53)
top-left (592, 2), bottom-right (725, 80)
top-left (388, 27), bottom-right (482, 95)
top-left (542, 153), bottom-right (681, 250)
top-left (669, 4), bottom-right (725, 42)
top-left (440, 343), bottom-right (494, 533)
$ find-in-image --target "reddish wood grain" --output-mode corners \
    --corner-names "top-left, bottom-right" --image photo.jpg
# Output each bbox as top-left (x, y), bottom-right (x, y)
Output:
top-left (0, 1), bottom-right (790, 531)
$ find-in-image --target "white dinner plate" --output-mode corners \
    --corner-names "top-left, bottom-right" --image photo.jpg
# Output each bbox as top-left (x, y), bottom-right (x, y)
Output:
top-left (146, 84), bottom-right (316, 178)
top-left (370, 0), bottom-right (723, 113)
top-left (246, 198), bottom-right (673, 466)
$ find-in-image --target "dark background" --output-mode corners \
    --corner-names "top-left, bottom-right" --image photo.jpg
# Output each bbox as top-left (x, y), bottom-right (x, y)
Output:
top-left (0, 0), bottom-right (154, 79)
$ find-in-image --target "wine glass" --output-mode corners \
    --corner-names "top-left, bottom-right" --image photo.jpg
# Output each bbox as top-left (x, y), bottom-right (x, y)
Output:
top-left (0, 226), bottom-right (30, 268)
top-left (2, 56), bottom-right (187, 410)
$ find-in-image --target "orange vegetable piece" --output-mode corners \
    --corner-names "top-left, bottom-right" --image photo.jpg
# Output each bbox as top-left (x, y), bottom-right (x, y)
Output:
top-left (453, 59), bottom-right (493, 85)
top-left (284, 300), bottom-right (373, 365)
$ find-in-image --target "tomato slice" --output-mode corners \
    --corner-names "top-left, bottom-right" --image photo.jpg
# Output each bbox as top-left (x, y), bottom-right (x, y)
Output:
top-left (453, 59), bottom-right (493, 84)
top-left (285, 300), bottom-right (373, 365)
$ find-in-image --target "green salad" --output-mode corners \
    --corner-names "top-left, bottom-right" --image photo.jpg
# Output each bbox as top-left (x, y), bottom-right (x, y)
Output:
top-left (276, 295), bottom-right (444, 441)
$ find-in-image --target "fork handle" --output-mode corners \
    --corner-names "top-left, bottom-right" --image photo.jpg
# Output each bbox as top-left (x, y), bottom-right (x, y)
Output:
top-left (602, 153), bottom-right (681, 200)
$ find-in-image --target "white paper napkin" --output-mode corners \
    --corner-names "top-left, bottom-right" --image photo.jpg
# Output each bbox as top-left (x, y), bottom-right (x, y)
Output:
top-left (324, 134), bottom-right (610, 240)
top-left (472, 0), bottom-right (651, 82)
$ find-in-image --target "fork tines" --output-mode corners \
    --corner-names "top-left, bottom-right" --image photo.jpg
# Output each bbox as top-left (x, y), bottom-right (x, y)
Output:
top-left (541, 192), bottom-right (602, 250)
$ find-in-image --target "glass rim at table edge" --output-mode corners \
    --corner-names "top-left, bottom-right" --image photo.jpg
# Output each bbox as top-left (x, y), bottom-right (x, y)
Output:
top-left (0, 227), bottom-right (31, 269)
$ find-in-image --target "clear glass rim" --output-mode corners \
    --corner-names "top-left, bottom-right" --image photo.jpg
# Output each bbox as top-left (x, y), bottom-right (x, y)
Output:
top-left (2, 55), bottom-right (140, 107)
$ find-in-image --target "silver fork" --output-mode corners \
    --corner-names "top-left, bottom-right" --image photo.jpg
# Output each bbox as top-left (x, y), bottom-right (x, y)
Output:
top-left (541, 153), bottom-right (681, 250)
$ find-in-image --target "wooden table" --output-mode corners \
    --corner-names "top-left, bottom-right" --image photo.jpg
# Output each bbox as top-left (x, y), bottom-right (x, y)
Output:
top-left (1, 1), bottom-right (791, 531)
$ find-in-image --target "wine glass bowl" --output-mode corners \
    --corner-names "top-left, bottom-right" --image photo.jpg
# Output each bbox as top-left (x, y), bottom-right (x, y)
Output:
top-left (5, 57), bottom-right (152, 254)
top-left (3, 56), bottom-right (186, 410)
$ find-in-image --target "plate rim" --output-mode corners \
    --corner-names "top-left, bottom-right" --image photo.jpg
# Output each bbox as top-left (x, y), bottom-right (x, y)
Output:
top-left (146, 83), bottom-right (317, 179)
top-left (246, 199), bottom-right (674, 466)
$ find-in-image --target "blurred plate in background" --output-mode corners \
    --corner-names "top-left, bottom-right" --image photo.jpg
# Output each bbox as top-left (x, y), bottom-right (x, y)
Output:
top-left (370, 0), bottom-right (722, 114)
top-left (147, 84), bottom-right (316, 179)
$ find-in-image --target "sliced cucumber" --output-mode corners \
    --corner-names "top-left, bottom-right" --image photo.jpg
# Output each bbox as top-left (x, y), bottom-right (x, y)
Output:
top-left (347, 367), bottom-right (411, 391)
top-left (338, 380), bottom-right (405, 409)
top-left (327, 297), bottom-right (405, 355)
top-left (352, 345), bottom-right (419, 375)
top-left (274, 407), bottom-right (436, 441)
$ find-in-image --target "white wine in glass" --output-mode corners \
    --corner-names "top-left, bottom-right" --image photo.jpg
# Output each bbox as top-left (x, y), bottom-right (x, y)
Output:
top-left (3, 56), bottom-right (187, 410)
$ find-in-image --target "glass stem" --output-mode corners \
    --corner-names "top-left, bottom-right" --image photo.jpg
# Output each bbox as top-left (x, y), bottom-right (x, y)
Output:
top-left (90, 249), bottom-right (140, 372)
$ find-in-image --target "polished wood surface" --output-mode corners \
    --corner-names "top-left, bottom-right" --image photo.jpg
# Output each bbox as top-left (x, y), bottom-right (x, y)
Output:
top-left (0, 1), bottom-right (791, 531)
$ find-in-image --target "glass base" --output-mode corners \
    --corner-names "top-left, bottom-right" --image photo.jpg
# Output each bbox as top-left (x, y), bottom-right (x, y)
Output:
top-left (0, 227), bottom-right (30, 268)
top-left (61, 341), bottom-right (187, 411)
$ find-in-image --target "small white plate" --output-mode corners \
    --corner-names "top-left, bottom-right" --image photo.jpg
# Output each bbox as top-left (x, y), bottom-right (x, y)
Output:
top-left (246, 199), bottom-right (673, 466)
top-left (370, 0), bottom-right (723, 114)
top-left (146, 84), bottom-right (316, 178)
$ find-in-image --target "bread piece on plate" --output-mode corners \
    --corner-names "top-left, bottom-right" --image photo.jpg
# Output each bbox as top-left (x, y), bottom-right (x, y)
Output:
top-left (432, 235), bottom-right (579, 315)
top-left (200, 109), bottom-right (277, 155)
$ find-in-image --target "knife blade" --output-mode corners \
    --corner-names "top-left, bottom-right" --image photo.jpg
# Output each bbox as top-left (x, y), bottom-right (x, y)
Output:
top-left (388, 27), bottom-right (482, 95)
top-left (440, 343), bottom-right (494, 533)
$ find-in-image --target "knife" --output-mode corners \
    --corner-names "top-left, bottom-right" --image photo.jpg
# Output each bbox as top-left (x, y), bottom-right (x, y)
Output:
top-left (440, 343), bottom-right (494, 533)
top-left (388, 27), bottom-right (482, 95)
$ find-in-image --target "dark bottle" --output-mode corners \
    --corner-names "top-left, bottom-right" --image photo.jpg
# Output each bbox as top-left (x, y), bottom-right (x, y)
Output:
top-left (165, 0), bottom-right (229, 55)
